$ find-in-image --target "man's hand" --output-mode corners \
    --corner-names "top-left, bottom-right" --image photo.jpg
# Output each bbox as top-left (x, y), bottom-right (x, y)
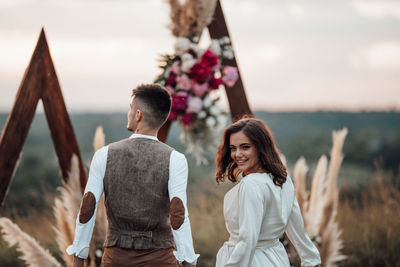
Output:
top-left (72, 256), bottom-right (84, 267)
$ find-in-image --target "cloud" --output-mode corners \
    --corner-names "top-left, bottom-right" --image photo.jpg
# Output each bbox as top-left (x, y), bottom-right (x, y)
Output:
top-left (351, 1), bottom-right (400, 19)
top-left (288, 3), bottom-right (305, 17)
top-left (350, 41), bottom-right (400, 70)
top-left (258, 44), bottom-right (286, 64)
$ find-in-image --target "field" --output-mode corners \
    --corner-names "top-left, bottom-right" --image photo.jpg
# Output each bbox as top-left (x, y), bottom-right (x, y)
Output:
top-left (0, 111), bottom-right (399, 266)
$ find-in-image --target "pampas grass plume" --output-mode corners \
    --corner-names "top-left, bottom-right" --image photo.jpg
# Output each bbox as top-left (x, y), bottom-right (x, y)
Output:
top-left (0, 217), bottom-right (62, 267)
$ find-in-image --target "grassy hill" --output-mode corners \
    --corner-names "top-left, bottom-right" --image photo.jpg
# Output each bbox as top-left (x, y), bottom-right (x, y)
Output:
top-left (0, 111), bottom-right (399, 215)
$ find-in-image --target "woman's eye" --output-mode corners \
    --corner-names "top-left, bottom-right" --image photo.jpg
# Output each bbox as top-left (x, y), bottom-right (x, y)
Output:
top-left (230, 147), bottom-right (236, 151)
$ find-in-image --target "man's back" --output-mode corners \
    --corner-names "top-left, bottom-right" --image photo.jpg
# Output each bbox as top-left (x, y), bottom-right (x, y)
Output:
top-left (103, 137), bottom-right (174, 249)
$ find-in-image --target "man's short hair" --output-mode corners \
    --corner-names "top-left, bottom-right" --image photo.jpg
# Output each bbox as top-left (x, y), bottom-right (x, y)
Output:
top-left (132, 84), bottom-right (172, 128)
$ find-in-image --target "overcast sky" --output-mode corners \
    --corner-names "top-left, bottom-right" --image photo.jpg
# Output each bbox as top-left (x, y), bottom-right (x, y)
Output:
top-left (1, 0), bottom-right (400, 112)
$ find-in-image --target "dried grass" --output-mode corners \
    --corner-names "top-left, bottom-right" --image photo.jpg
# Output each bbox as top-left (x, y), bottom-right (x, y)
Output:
top-left (53, 154), bottom-right (82, 266)
top-left (0, 217), bottom-right (62, 267)
top-left (292, 128), bottom-right (348, 266)
top-left (167, 0), bottom-right (218, 37)
top-left (338, 170), bottom-right (400, 267)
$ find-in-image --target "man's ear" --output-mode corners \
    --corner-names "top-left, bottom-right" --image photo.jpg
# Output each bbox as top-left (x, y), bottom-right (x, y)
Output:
top-left (135, 109), bottom-right (143, 122)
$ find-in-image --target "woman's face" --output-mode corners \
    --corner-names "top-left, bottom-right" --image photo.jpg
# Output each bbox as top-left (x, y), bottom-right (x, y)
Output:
top-left (229, 130), bottom-right (262, 176)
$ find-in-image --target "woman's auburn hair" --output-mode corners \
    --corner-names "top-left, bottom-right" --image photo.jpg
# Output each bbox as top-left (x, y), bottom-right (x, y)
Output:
top-left (215, 117), bottom-right (287, 187)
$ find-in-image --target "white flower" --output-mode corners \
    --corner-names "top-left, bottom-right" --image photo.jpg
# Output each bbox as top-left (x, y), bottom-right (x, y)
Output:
top-left (192, 36), bottom-right (200, 43)
top-left (206, 116), bottom-right (216, 127)
top-left (189, 43), bottom-right (205, 57)
top-left (217, 114), bottom-right (228, 129)
top-left (203, 96), bottom-right (212, 108)
top-left (198, 110), bottom-right (207, 119)
top-left (181, 53), bottom-right (193, 62)
top-left (181, 59), bottom-right (196, 72)
top-left (209, 105), bottom-right (220, 115)
top-left (219, 36), bottom-right (231, 45)
top-left (181, 53), bottom-right (197, 72)
top-left (209, 40), bottom-right (221, 55)
top-left (174, 37), bottom-right (191, 55)
top-left (223, 36), bottom-right (230, 44)
top-left (222, 49), bottom-right (234, 59)
top-left (187, 97), bottom-right (203, 114)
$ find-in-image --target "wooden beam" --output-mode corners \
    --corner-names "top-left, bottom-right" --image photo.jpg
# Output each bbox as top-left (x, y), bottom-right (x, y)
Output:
top-left (40, 30), bottom-right (87, 191)
top-left (0, 29), bottom-right (87, 207)
top-left (208, 0), bottom-right (252, 121)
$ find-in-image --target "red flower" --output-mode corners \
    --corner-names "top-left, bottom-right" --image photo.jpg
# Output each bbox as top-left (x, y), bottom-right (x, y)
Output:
top-left (201, 50), bottom-right (219, 67)
top-left (208, 76), bottom-right (223, 90)
top-left (168, 109), bottom-right (178, 121)
top-left (172, 92), bottom-right (188, 111)
top-left (166, 72), bottom-right (177, 87)
top-left (189, 62), bottom-right (211, 84)
top-left (181, 113), bottom-right (195, 126)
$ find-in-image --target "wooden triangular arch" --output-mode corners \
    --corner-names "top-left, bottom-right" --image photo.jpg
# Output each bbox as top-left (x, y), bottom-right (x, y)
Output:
top-left (0, 29), bottom-right (87, 206)
top-left (158, 0), bottom-right (252, 142)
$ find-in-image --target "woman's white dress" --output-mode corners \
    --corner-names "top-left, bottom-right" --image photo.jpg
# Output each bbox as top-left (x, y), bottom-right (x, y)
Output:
top-left (216, 173), bottom-right (321, 267)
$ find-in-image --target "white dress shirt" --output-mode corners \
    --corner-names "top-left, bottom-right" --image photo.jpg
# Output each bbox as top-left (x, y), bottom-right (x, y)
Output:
top-left (66, 134), bottom-right (199, 265)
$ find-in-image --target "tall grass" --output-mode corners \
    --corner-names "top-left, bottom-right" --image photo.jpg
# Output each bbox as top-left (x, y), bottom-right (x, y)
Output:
top-left (1, 171), bottom-right (399, 267)
top-left (338, 170), bottom-right (400, 267)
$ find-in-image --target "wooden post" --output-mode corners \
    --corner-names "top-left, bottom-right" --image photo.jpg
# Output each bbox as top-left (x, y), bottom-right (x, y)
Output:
top-left (0, 29), bottom-right (87, 207)
top-left (208, 0), bottom-right (252, 121)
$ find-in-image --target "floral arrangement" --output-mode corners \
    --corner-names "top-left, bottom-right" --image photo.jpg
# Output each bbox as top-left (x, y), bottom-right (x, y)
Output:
top-left (155, 36), bottom-right (239, 164)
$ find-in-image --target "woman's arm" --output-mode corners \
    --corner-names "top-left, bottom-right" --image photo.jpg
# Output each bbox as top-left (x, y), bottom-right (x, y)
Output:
top-left (285, 196), bottom-right (321, 267)
top-left (225, 179), bottom-right (265, 267)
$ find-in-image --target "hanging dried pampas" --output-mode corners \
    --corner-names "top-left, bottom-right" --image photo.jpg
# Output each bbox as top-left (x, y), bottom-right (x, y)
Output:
top-left (53, 154), bottom-right (83, 266)
top-left (53, 126), bottom-right (107, 266)
top-left (168, 0), bottom-right (218, 38)
top-left (0, 217), bottom-right (62, 267)
top-left (292, 128), bottom-right (348, 267)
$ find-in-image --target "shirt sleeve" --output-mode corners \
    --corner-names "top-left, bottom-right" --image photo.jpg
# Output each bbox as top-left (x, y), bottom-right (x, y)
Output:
top-left (285, 196), bottom-right (321, 267)
top-left (225, 179), bottom-right (265, 267)
top-left (66, 146), bottom-right (108, 259)
top-left (168, 150), bottom-right (199, 265)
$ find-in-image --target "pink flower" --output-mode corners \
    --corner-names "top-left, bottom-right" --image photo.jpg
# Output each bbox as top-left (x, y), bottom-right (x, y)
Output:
top-left (201, 50), bottom-right (219, 67)
top-left (193, 82), bottom-right (209, 97)
top-left (170, 61), bottom-right (181, 75)
top-left (181, 113), bottom-right (195, 126)
top-left (172, 91), bottom-right (188, 111)
top-left (222, 66), bottom-right (239, 87)
top-left (168, 109), bottom-right (178, 121)
top-left (177, 74), bottom-right (192, 91)
top-left (187, 97), bottom-right (203, 114)
top-left (209, 76), bottom-right (223, 90)
top-left (189, 62), bottom-right (211, 84)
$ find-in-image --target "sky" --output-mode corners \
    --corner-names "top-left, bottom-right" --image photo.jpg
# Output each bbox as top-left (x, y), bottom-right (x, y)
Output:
top-left (0, 0), bottom-right (400, 112)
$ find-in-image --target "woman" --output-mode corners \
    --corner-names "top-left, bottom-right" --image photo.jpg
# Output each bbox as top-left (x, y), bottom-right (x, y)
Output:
top-left (215, 118), bottom-right (321, 267)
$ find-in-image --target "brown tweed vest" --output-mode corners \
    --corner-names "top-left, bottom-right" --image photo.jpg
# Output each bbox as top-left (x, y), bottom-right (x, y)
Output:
top-left (103, 137), bottom-right (175, 250)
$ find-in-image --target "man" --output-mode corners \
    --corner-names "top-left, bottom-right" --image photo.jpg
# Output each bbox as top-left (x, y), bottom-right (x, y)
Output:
top-left (67, 84), bottom-right (198, 267)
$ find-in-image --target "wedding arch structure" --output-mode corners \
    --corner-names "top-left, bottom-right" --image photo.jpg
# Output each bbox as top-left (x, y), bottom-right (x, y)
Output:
top-left (0, 29), bottom-right (87, 206)
top-left (0, 0), bottom-right (252, 207)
